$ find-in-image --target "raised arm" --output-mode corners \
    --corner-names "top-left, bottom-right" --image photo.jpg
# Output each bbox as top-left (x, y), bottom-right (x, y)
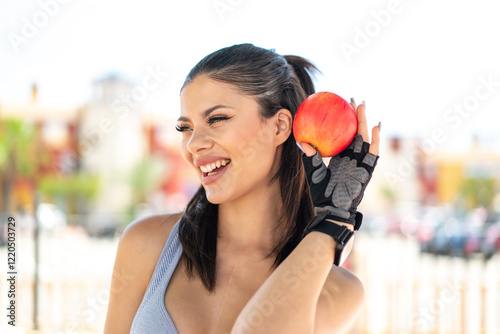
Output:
top-left (232, 101), bottom-right (380, 334)
top-left (231, 229), bottom-right (364, 334)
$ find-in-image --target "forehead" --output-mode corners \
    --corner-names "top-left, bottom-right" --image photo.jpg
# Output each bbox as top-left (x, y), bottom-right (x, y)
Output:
top-left (180, 76), bottom-right (258, 119)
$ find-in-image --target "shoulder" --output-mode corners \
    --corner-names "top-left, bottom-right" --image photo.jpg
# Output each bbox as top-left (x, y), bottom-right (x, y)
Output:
top-left (119, 212), bottom-right (184, 263)
top-left (113, 211), bottom-right (185, 298)
top-left (114, 211), bottom-right (184, 285)
top-left (104, 212), bottom-right (184, 333)
top-left (120, 212), bottom-right (183, 245)
top-left (315, 266), bottom-right (365, 333)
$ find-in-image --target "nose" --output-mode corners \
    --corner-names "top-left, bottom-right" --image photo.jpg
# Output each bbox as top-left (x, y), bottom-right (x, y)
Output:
top-left (186, 128), bottom-right (213, 154)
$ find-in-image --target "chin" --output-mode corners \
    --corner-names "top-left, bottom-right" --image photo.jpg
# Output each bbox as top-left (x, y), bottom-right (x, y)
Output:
top-left (202, 172), bottom-right (234, 204)
top-left (204, 187), bottom-right (228, 205)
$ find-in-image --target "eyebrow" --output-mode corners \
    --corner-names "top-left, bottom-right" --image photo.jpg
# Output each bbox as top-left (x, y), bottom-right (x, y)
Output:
top-left (177, 105), bottom-right (233, 122)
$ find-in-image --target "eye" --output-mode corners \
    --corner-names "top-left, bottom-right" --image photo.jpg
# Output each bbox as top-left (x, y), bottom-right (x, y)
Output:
top-left (175, 124), bottom-right (191, 132)
top-left (207, 115), bottom-right (230, 125)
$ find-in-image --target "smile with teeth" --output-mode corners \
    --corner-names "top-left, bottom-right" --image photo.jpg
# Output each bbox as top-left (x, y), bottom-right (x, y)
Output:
top-left (200, 159), bottom-right (231, 176)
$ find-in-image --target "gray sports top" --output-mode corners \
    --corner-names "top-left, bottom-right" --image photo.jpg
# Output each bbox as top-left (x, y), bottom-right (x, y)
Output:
top-left (131, 219), bottom-right (182, 333)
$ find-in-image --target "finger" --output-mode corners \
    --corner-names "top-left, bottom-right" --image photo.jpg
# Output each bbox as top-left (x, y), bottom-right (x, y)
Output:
top-left (350, 97), bottom-right (357, 110)
top-left (357, 101), bottom-right (370, 142)
top-left (368, 123), bottom-right (380, 156)
top-left (297, 142), bottom-right (317, 157)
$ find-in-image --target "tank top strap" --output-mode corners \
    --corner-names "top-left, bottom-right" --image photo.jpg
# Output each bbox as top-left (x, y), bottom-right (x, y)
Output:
top-left (131, 217), bottom-right (182, 333)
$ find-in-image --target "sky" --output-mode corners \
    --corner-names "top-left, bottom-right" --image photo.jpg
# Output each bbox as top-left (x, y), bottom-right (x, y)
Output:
top-left (1, 0), bottom-right (499, 153)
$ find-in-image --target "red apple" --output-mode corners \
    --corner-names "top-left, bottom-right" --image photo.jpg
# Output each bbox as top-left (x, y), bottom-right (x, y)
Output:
top-left (293, 92), bottom-right (358, 157)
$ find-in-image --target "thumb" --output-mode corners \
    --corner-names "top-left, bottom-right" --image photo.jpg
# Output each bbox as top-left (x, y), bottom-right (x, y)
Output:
top-left (297, 142), bottom-right (318, 157)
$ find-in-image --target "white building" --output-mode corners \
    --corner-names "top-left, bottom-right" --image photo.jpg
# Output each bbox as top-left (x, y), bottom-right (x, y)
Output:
top-left (79, 74), bottom-right (146, 213)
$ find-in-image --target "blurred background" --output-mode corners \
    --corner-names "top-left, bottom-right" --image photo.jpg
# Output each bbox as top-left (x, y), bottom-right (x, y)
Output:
top-left (1, 0), bottom-right (499, 333)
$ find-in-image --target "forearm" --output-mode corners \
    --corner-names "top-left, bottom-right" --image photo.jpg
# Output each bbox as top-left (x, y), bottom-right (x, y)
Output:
top-left (231, 232), bottom-right (335, 334)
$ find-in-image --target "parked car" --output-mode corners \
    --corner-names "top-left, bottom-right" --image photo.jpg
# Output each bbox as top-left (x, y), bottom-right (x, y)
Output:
top-left (422, 217), bottom-right (477, 258)
top-left (424, 218), bottom-right (459, 256)
top-left (418, 206), bottom-right (456, 253)
top-left (458, 222), bottom-right (484, 258)
top-left (481, 221), bottom-right (500, 260)
top-left (420, 210), bottom-right (499, 260)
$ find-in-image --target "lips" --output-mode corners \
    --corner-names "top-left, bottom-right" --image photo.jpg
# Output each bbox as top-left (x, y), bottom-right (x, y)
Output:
top-left (199, 159), bottom-right (231, 173)
top-left (193, 156), bottom-right (232, 185)
top-left (203, 161), bottom-right (230, 176)
top-left (201, 161), bottom-right (231, 185)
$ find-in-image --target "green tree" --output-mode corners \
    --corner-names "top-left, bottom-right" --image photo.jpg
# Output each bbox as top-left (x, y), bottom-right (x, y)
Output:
top-left (38, 173), bottom-right (99, 219)
top-left (126, 156), bottom-right (165, 220)
top-left (0, 118), bottom-right (41, 213)
top-left (459, 176), bottom-right (496, 210)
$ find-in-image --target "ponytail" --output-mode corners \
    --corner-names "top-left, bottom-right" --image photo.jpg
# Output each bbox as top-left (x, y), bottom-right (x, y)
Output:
top-left (283, 55), bottom-right (320, 97)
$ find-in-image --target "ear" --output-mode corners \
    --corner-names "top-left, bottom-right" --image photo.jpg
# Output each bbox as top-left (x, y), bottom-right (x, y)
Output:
top-left (274, 109), bottom-right (293, 146)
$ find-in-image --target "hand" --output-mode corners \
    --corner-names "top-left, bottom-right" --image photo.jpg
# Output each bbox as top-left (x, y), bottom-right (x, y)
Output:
top-left (297, 100), bottom-right (380, 229)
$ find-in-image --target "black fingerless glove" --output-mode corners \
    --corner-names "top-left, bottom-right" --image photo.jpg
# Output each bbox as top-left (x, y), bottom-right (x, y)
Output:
top-left (301, 135), bottom-right (379, 230)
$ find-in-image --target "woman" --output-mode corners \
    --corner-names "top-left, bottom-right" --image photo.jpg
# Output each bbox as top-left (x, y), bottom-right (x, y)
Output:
top-left (104, 43), bottom-right (380, 333)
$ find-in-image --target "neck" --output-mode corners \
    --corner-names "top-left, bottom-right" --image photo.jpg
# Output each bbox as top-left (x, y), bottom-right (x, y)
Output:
top-left (217, 179), bottom-right (284, 256)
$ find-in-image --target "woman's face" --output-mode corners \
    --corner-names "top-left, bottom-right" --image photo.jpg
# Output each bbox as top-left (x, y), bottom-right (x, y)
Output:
top-left (178, 75), bottom-right (286, 204)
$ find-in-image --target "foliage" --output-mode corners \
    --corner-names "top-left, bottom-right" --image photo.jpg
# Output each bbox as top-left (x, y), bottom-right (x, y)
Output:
top-left (459, 177), bottom-right (496, 210)
top-left (129, 156), bottom-right (165, 203)
top-left (0, 118), bottom-right (38, 175)
top-left (380, 183), bottom-right (398, 205)
top-left (38, 173), bottom-right (99, 199)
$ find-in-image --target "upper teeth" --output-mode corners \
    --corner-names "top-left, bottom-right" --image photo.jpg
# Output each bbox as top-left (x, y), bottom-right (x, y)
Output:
top-left (200, 159), bottom-right (230, 173)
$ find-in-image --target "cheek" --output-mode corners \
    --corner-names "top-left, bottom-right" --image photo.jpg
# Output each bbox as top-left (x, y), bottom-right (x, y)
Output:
top-left (180, 141), bottom-right (193, 165)
top-left (233, 126), bottom-right (275, 165)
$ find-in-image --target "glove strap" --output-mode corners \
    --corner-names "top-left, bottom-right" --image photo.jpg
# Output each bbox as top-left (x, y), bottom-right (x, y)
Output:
top-left (354, 212), bottom-right (363, 231)
top-left (312, 210), bottom-right (364, 231)
top-left (302, 212), bottom-right (355, 266)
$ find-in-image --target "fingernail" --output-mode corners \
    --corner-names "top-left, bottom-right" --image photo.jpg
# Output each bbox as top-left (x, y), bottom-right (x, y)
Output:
top-left (350, 97), bottom-right (355, 104)
top-left (361, 100), bottom-right (365, 106)
top-left (296, 141), bottom-right (306, 154)
top-left (378, 121), bottom-right (382, 133)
